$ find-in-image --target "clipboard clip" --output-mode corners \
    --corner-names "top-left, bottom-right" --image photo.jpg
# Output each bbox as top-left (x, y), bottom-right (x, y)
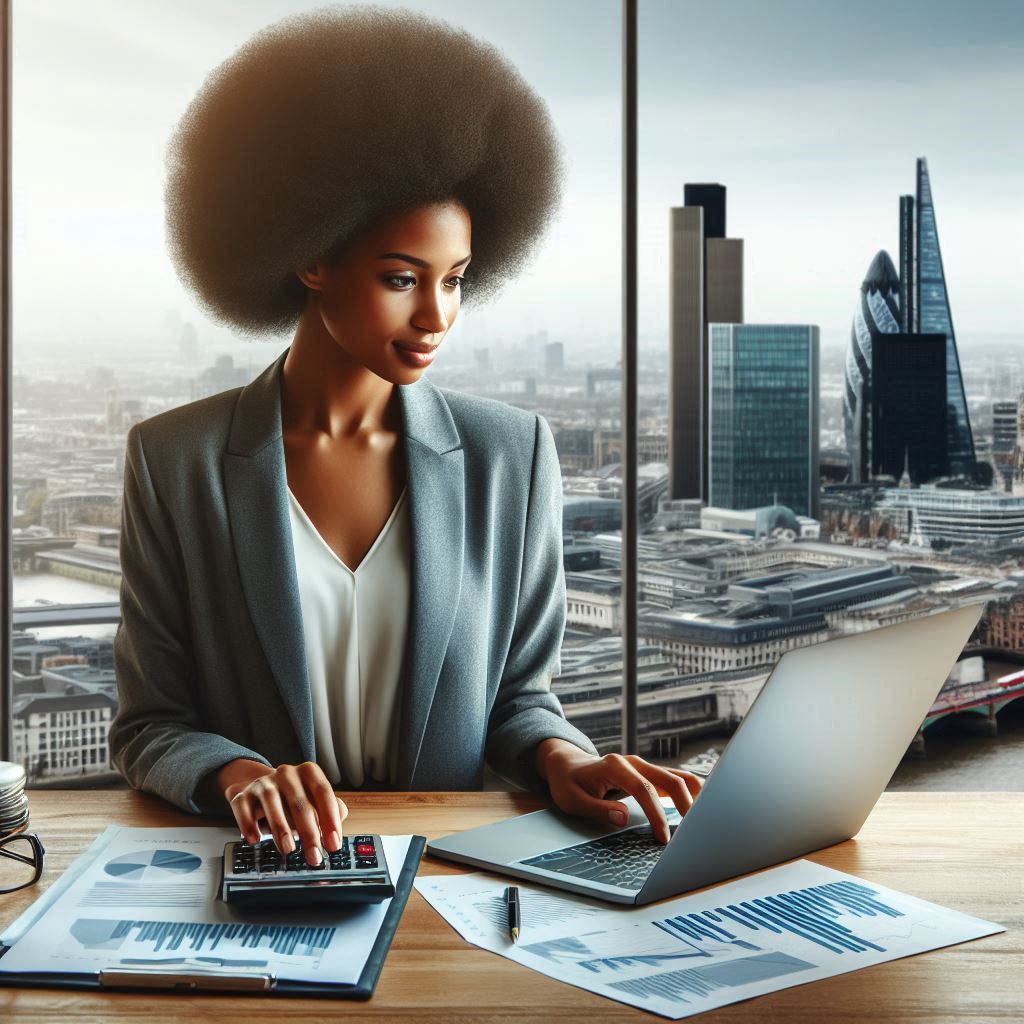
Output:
top-left (99, 967), bottom-right (277, 991)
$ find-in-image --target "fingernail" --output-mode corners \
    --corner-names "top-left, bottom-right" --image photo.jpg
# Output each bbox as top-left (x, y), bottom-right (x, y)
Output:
top-left (310, 847), bottom-right (323, 866)
top-left (326, 830), bottom-right (341, 851)
top-left (611, 810), bottom-right (627, 826)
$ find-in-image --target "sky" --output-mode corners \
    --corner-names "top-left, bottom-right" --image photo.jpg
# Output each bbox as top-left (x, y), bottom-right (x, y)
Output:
top-left (11, 0), bottom-right (1024, 363)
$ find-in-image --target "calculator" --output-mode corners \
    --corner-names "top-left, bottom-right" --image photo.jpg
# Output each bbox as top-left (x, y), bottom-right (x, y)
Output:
top-left (220, 834), bottom-right (394, 909)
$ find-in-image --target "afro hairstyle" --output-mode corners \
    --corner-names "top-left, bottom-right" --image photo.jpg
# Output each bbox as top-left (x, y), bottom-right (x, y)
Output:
top-left (164, 3), bottom-right (566, 337)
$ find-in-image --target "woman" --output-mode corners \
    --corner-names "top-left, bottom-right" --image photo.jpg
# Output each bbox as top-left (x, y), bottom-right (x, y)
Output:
top-left (110, 5), bottom-right (701, 866)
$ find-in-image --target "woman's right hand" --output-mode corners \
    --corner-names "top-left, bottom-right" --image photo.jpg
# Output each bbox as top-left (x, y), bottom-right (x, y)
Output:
top-left (217, 759), bottom-right (349, 866)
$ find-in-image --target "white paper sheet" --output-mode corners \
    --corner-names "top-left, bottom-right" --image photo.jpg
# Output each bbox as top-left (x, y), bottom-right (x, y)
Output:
top-left (0, 826), bottom-right (412, 986)
top-left (414, 860), bottom-right (1004, 1019)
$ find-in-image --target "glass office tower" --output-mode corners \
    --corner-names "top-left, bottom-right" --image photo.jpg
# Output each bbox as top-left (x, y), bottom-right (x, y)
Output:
top-left (915, 157), bottom-right (976, 473)
top-left (844, 250), bottom-right (901, 483)
top-left (709, 324), bottom-right (820, 518)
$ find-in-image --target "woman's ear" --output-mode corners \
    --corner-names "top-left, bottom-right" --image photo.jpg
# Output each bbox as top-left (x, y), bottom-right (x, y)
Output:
top-left (295, 262), bottom-right (326, 292)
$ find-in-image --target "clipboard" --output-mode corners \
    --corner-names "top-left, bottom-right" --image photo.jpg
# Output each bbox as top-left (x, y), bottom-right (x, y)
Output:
top-left (0, 830), bottom-right (425, 998)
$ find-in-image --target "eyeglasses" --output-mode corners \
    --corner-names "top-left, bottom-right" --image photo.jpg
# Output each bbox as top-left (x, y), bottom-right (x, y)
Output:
top-left (0, 830), bottom-right (45, 895)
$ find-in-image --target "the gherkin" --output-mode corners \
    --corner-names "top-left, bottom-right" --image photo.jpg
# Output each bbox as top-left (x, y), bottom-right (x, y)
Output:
top-left (844, 250), bottom-right (900, 483)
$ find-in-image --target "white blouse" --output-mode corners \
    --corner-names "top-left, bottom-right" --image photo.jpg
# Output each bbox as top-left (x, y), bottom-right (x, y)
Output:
top-left (286, 485), bottom-right (411, 788)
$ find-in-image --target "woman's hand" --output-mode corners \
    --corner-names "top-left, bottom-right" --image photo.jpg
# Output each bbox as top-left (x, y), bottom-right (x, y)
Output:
top-left (535, 739), bottom-right (703, 843)
top-left (216, 759), bottom-right (349, 866)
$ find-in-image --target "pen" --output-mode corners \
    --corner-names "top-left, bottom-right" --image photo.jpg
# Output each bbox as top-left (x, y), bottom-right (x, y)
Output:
top-left (504, 885), bottom-right (521, 943)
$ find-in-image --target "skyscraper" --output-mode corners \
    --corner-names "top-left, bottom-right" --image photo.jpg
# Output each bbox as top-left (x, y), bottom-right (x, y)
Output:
top-left (844, 251), bottom-right (901, 483)
top-left (669, 185), bottom-right (743, 501)
top-left (993, 400), bottom-right (1017, 491)
top-left (543, 341), bottom-right (564, 375)
top-left (871, 333), bottom-right (948, 484)
top-left (900, 158), bottom-right (976, 473)
top-left (898, 195), bottom-right (916, 333)
top-left (1012, 394), bottom-right (1024, 496)
top-left (708, 324), bottom-right (820, 518)
top-left (669, 205), bottom-right (704, 499)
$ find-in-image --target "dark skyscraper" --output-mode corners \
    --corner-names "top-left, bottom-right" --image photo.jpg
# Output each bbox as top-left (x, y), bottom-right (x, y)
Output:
top-left (915, 157), bottom-right (976, 473)
top-left (669, 184), bottom-right (743, 501)
top-left (683, 184), bottom-right (726, 239)
top-left (871, 333), bottom-right (948, 484)
top-left (898, 194), bottom-right (916, 333)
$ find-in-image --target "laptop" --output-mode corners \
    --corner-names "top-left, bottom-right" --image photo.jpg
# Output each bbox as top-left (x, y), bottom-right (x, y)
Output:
top-left (428, 602), bottom-right (984, 905)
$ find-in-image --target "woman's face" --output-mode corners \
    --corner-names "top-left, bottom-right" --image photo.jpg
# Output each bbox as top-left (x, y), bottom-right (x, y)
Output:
top-left (301, 200), bottom-right (472, 384)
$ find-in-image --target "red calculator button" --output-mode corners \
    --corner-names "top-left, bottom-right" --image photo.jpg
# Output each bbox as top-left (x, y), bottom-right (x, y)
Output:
top-left (355, 843), bottom-right (374, 856)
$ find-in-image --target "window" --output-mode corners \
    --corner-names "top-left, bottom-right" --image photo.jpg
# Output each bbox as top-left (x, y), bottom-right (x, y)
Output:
top-left (4, 3), bottom-right (1022, 792)
top-left (636, 1), bottom-right (1024, 787)
top-left (2, 1), bottom-right (624, 783)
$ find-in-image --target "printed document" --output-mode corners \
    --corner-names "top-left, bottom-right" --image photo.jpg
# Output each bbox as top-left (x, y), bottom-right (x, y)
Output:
top-left (414, 859), bottom-right (1003, 1019)
top-left (0, 826), bottom-right (412, 985)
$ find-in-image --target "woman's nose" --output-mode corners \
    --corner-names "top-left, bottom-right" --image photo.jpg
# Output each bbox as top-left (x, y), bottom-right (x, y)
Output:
top-left (412, 286), bottom-right (451, 335)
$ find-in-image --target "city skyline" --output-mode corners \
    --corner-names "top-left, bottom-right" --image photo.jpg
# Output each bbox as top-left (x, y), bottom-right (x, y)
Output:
top-left (11, 1), bottom-right (1024, 361)
top-left (7, 1), bottom-right (1024, 801)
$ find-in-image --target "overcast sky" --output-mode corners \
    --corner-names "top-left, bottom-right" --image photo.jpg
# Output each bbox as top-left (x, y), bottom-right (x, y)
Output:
top-left (12, 0), bottom-right (1024, 362)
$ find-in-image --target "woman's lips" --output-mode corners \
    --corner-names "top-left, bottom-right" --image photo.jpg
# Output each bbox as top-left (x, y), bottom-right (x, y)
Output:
top-left (393, 341), bottom-right (437, 367)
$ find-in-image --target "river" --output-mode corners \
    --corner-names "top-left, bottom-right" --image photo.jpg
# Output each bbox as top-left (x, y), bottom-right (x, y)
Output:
top-left (660, 697), bottom-right (1024, 792)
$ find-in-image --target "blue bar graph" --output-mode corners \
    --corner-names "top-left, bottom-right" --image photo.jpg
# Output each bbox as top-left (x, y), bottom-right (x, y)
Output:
top-left (610, 952), bottom-right (816, 1001)
top-left (656, 879), bottom-right (904, 957)
top-left (69, 918), bottom-right (335, 958)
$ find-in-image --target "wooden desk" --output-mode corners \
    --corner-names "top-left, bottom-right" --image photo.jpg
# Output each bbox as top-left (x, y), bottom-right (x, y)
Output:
top-left (0, 791), bottom-right (1020, 1022)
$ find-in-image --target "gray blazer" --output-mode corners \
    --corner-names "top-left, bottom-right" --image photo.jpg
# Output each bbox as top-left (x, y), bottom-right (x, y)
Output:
top-left (110, 348), bottom-right (597, 815)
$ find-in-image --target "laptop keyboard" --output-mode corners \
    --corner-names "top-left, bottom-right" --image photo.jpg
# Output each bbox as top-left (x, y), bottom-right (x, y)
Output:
top-left (520, 820), bottom-right (679, 891)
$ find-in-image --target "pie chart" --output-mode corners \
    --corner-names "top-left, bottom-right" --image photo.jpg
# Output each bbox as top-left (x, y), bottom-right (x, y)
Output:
top-left (104, 849), bottom-right (203, 881)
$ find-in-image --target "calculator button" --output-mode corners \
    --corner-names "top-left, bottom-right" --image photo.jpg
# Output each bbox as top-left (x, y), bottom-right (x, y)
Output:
top-left (356, 857), bottom-right (378, 868)
top-left (353, 836), bottom-right (373, 845)
top-left (355, 844), bottom-right (374, 857)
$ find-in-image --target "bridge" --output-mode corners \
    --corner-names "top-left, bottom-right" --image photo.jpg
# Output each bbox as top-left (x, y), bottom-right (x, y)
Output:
top-left (922, 668), bottom-right (1024, 737)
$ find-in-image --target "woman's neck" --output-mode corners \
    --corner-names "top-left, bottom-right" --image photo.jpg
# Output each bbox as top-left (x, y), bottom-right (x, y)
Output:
top-left (281, 315), bottom-right (399, 443)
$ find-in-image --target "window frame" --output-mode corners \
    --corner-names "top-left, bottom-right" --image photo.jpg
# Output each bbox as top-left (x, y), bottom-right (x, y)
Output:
top-left (2, 0), bottom-right (12, 762)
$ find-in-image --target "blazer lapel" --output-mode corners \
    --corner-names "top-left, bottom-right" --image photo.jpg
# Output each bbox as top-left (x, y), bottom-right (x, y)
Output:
top-left (222, 347), bottom-right (465, 786)
top-left (395, 377), bottom-right (465, 788)
top-left (223, 349), bottom-right (315, 761)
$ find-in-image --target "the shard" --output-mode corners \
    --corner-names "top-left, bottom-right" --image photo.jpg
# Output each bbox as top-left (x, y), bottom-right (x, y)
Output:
top-left (913, 157), bottom-right (976, 473)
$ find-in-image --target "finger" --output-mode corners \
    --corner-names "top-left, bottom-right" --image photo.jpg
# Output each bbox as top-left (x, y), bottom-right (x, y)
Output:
top-left (278, 777), bottom-right (325, 867)
top-left (298, 762), bottom-right (343, 853)
top-left (610, 762), bottom-right (670, 843)
top-left (228, 790), bottom-right (262, 845)
top-left (664, 767), bottom-right (704, 799)
top-left (633, 762), bottom-right (696, 818)
top-left (250, 779), bottom-right (296, 856)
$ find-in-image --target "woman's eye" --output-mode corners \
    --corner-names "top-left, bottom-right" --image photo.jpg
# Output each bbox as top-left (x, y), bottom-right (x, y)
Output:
top-left (383, 274), bottom-right (464, 290)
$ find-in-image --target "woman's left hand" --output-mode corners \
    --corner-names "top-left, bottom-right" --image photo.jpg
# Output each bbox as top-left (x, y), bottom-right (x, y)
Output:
top-left (535, 738), bottom-right (703, 844)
